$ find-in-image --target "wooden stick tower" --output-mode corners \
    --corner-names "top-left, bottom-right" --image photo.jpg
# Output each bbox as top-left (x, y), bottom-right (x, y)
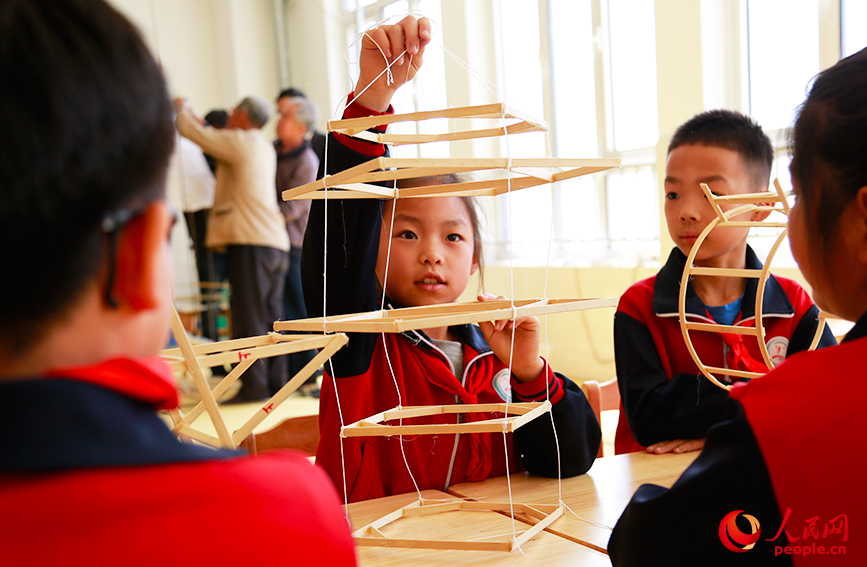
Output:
top-left (277, 81), bottom-right (620, 550)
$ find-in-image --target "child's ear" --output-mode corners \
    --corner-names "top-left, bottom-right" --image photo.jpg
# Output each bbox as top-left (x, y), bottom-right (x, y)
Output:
top-left (751, 205), bottom-right (773, 222)
top-left (111, 201), bottom-right (171, 312)
top-left (853, 186), bottom-right (867, 264)
top-left (470, 255), bottom-right (480, 276)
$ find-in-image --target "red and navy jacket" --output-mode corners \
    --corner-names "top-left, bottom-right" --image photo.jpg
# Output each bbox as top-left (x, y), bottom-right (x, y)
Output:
top-left (614, 247), bottom-right (835, 454)
top-left (609, 312), bottom-right (867, 566)
top-left (0, 358), bottom-right (356, 567)
top-left (302, 96), bottom-right (601, 503)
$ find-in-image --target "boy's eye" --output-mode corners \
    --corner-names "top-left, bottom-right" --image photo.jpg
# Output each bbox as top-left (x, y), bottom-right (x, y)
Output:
top-left (446, 233), bottom-right (463, 242)
top-left (665, 192), bottom-right (679, 200)
top-left (396, 230), bottom-right (417, 240)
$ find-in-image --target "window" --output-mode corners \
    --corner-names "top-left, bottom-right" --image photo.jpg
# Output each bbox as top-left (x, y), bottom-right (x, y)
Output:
top-left (341, 0), bottom-right (448, 159)
top-left (491, 0), bottom-right (660, 266)
top-left (746, 0), bottom-right (820, 132)
top-left (842, 0), bottom-right (867, 57)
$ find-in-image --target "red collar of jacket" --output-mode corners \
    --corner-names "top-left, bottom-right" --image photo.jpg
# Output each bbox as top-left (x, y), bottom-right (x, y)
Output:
top-left (46, 357), bottom-right (179, 410)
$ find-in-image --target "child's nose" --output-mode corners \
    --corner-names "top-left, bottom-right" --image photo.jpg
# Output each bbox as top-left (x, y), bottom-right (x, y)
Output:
top-left (680, 196), bottom-right (702, 222)
top-left (420, 241), bottom-right (444, 265)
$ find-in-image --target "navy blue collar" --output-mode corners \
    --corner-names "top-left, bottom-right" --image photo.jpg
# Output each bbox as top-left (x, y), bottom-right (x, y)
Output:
top-left (0, 379), bottom-right (240, 473)
top-left (653, 246), bottom-right (794, 320)
top-left (842, 311), bottom-right (867, 343)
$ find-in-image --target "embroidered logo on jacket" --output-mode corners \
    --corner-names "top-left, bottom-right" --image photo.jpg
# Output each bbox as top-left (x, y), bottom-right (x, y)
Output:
top-left (766, 336), bottom-right (789, 367)
top-left (492, 369), bottom-right (512, 402)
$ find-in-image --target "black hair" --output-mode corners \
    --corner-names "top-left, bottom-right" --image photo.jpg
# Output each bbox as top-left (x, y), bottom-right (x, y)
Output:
top-left (204, 109), bottom-right (229, 129)
top-left (0, 0), bottom-right (175, 358)
top-left (668, 109), bottom-right (774, 191)
top-left (790, 47), bottom-right (867, 268)
top-left (278, 87), bottom-right (307, 101)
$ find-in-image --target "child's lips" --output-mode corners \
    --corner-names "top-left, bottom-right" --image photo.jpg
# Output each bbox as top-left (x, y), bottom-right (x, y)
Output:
top-left (415, 275), bottom-right (445, 290)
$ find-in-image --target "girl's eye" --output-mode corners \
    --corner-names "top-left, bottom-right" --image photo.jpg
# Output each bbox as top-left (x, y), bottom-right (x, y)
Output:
top-left (446, 233), bottom-right (463, 242)
top-left (665, 192), bottom-right (678, 200)
top-left (396, 230), bottom-right (417, 240)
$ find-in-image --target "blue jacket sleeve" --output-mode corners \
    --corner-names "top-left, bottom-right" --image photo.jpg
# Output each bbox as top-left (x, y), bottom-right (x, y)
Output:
top-left (614, 310), bottom-right (739, 446)
top-left (609, 403), bottom-right (791, 566)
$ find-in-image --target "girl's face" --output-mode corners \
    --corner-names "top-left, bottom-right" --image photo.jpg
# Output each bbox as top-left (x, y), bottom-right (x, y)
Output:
top-left (375, 197), bottom-right (479, 308)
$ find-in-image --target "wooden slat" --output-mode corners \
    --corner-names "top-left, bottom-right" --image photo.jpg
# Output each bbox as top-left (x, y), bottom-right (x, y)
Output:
top-left (274, 297), bottom-right (617, 334)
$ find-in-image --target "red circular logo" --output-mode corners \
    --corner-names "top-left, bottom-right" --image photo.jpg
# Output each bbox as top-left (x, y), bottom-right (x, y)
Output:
top-left (719, 510), bottom-right (762, 552)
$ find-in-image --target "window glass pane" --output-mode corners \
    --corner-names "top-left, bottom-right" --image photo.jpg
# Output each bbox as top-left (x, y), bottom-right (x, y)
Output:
top-left (558, 177), bottom-right (602, 242)
top-left (549, 0), bottom-right (597, 157)
top-left (607, 0), bottom-right (659, 151)
top-left (747, 0), bottom-right (819, 131)
top-left (605, 166), bottom-right (659, 241)
top-left (496, 0), bottom-right (545, 158)
top-left (842, 0), bottom-right (867, 57)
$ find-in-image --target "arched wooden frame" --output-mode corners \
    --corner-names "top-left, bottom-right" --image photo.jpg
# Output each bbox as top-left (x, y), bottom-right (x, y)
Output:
top-left (274, 297), bottom-right (618, 334)
top-left (352, 499), bottom-right (564, 552)
top-left (329, 102), bottom-right (548, 146)
top-left (282, 157), bottom-right (621, 201)
top-left (678, 180), bottom-right (827, 391)
top-left (341, 401), bottom-right (550, 438)
top-left (162, 307), bottom-right (348, 448)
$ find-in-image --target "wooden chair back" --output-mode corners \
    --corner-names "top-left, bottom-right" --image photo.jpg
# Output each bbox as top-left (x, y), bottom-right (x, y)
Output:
top-left (240, 414), bottom-right (320, 457)
top-left (580, 378), bottom-right (620, 457)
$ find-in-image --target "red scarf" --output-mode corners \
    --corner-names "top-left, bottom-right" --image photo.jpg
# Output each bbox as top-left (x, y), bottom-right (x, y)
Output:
top-left (424, 351), bottom-right (497, 482)
top-left (706, 309), bottom-right (768, 375)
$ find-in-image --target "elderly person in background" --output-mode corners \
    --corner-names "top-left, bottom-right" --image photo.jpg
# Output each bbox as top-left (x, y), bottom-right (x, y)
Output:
top-left (274, 92), bottom-right (321, 394)
top-left (176, 96), bottom-right (290, 403)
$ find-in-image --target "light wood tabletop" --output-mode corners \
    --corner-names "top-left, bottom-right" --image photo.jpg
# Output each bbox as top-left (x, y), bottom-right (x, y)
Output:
top-left (447, 451), bottom-right (699, 553)
top-left (345, 489), bottom-right (612, 566)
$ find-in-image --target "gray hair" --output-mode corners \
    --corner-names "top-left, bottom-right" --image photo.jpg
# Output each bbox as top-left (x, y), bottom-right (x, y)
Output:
top-left (284, 96), bottom-right (319, 132)
top-left (235, 96), bottom-right (272, 129)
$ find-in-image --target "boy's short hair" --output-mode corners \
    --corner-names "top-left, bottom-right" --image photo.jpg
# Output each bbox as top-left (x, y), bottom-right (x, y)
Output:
top-left (0, 0), bottom-right (175, 358)
top-left (236, 96), bottom-right (272, 129)
top-left (668, 110), bottom-right (774, 190)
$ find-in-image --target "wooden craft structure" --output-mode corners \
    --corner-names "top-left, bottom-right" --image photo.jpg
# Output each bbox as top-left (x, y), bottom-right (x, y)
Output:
top-left (352, 499), bottom-right (564, 552)
top-left (283, 156), bottom-right (620, 201)
top-left (328, 102), bottom-right (548, 145)
top-left (341, 401), bottom-right (550, 438)
top-left (678, 180), bottom-right (827, 390)
top-left (161, 307), bottom-right (347, 449)
top-left (282, 98), bottom-right (619, 552)
top-left (275, 297), bottom-right (617, 334)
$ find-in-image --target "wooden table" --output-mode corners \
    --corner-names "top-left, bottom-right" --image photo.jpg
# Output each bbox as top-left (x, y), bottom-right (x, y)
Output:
top-left (346, 490), bottom-right (611, 566)
top-left (448, 451), bottom-right (699, 552)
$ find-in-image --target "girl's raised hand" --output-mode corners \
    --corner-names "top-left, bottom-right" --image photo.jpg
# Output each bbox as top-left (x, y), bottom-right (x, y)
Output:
top-left (354, 16), bottom-right (432, 112)
top-left (477, 293), bottom-right (545, 383)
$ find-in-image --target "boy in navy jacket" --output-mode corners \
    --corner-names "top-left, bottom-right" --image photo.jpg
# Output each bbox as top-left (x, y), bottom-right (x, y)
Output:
top-left (614, 110), bottom-right (834, 455)
top-left (0, 2), bottom-right (355, 565)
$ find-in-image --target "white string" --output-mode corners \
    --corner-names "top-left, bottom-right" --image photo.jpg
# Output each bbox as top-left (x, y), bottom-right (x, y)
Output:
top-left (319, 137), bottom-right (352, 513)
top-left (562, 501), bottom-right (615, 531)
top-left (322, 16), bottom-right (568, 539)
top-left (541, 111), bottom-right (563, 504)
